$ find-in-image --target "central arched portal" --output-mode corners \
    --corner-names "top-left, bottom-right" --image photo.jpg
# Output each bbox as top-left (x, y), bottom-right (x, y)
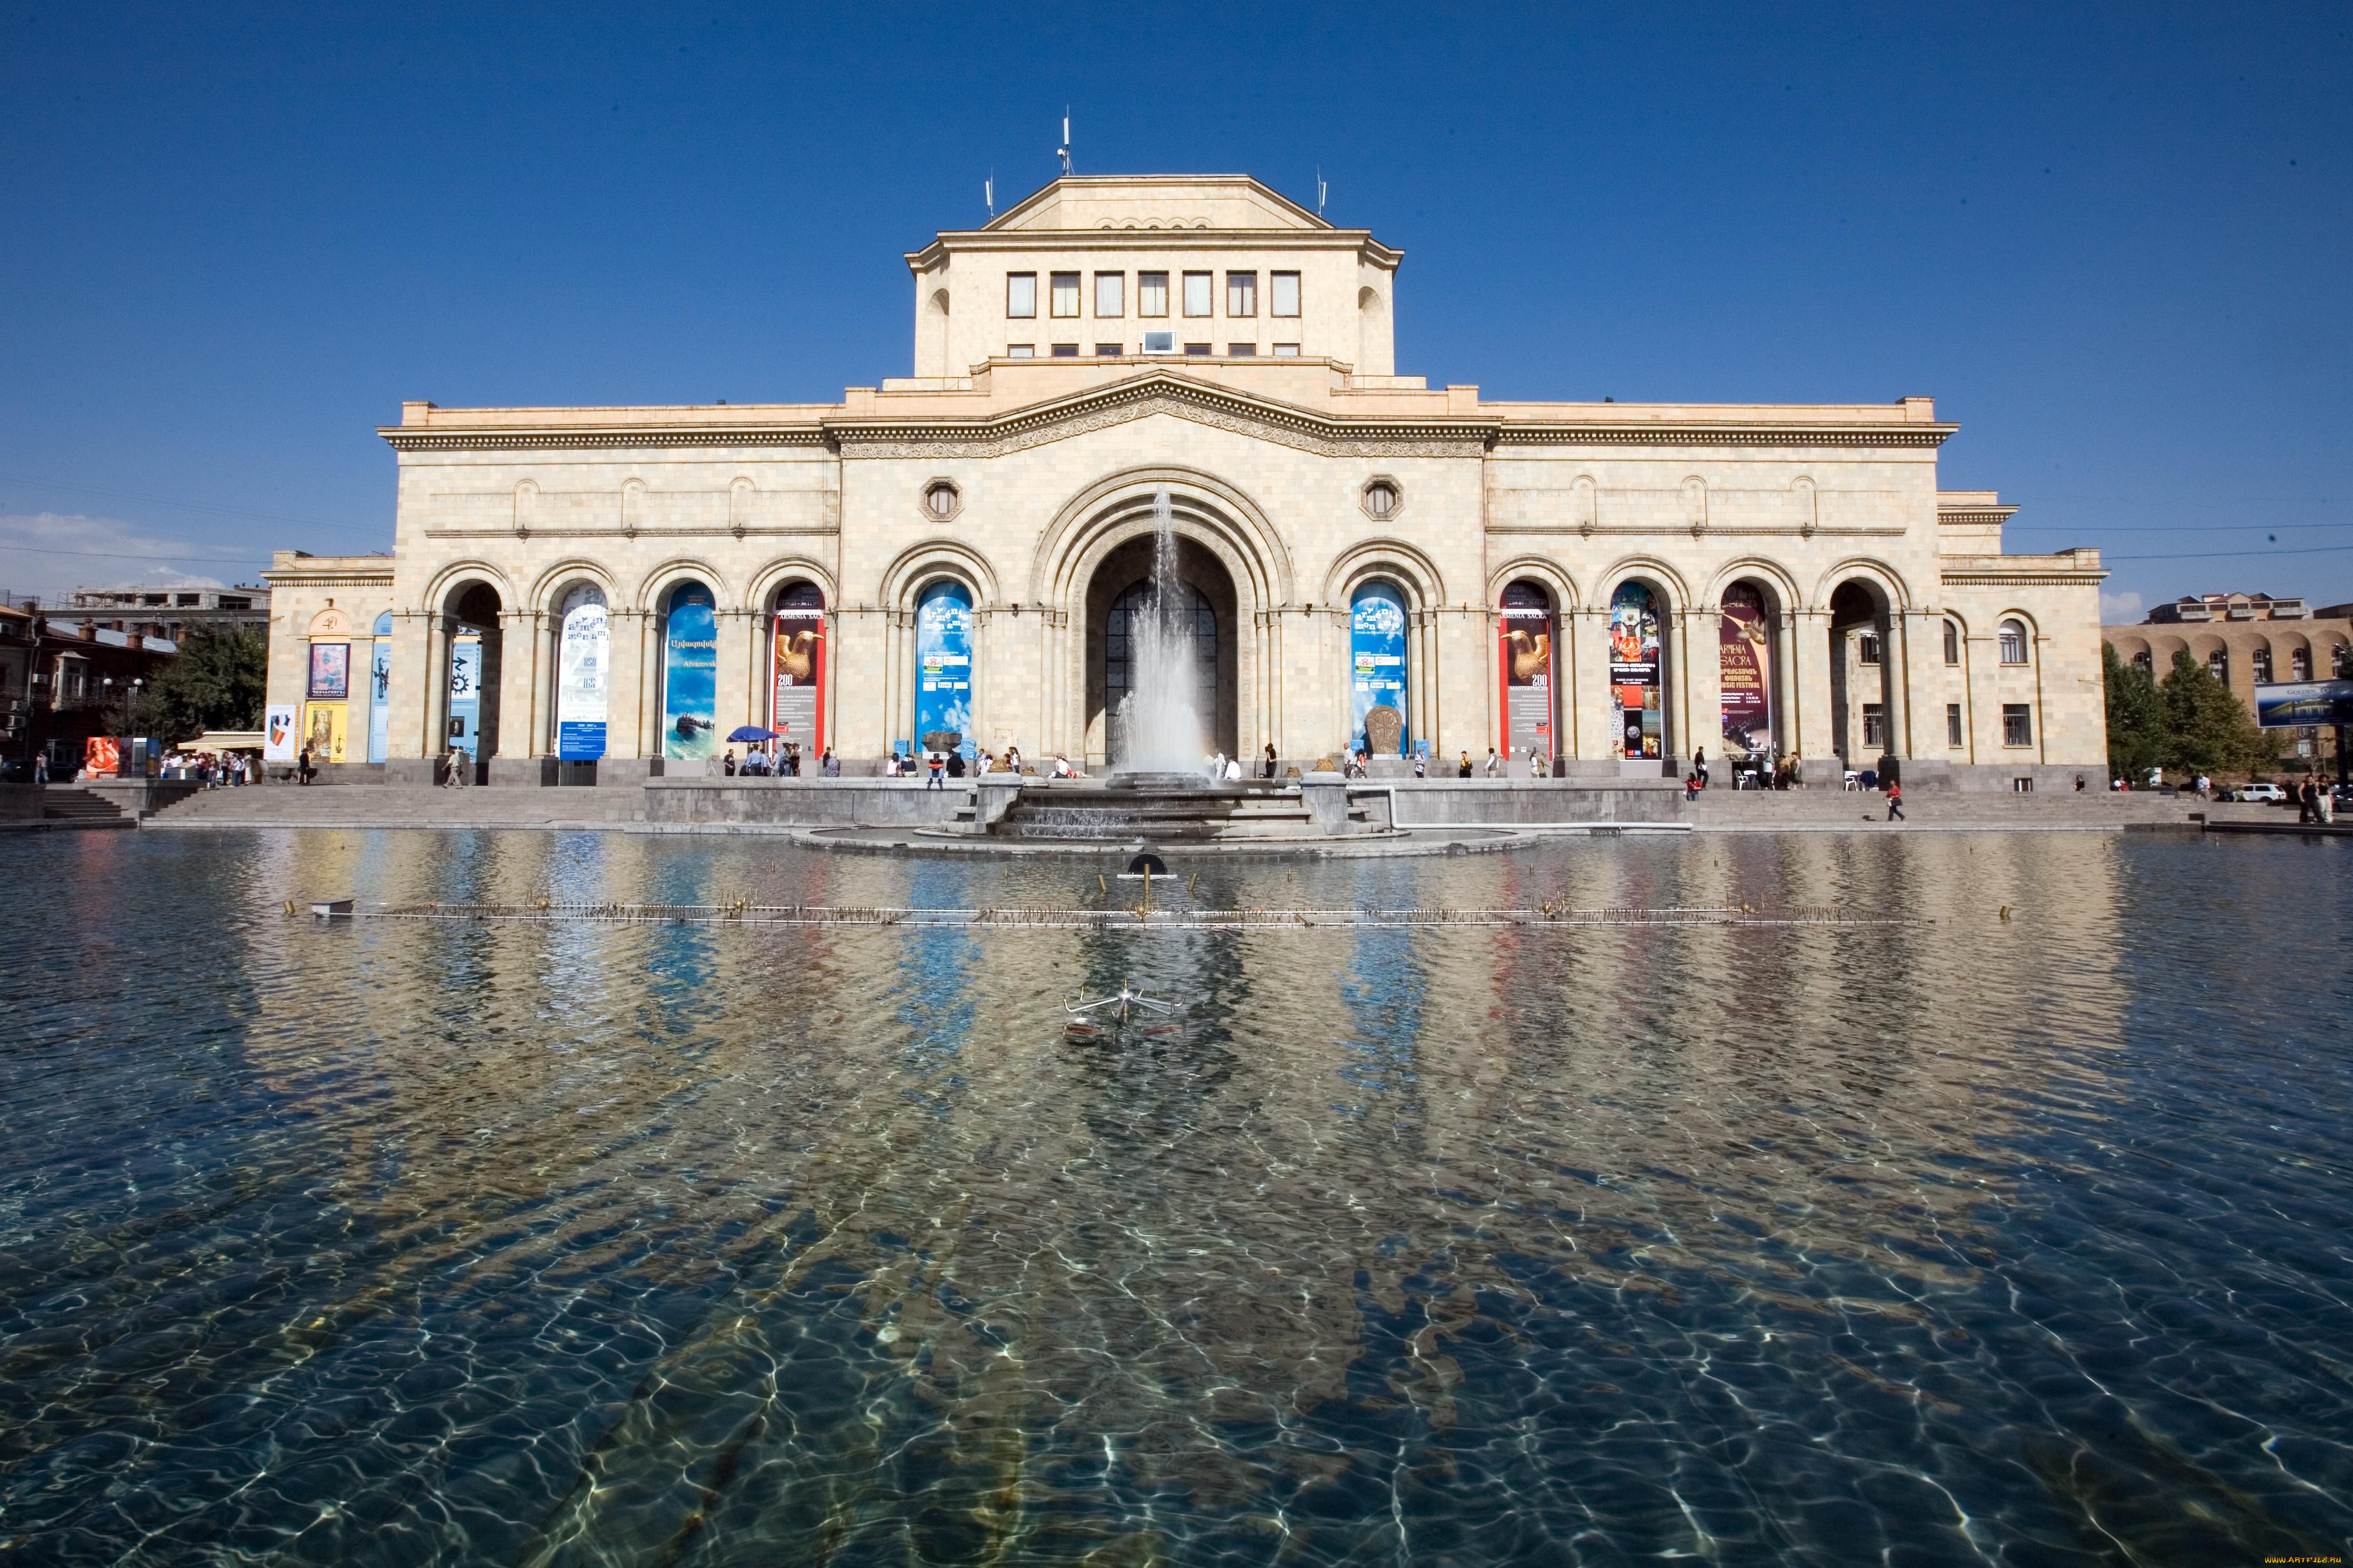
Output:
top-left (1085, 534), bottom-right (1238, 767)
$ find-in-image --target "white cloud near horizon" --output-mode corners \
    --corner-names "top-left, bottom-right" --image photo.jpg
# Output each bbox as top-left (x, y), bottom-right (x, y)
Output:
top-left (2100, 590), bottom-right (2144, 624)
top-left (0, 511), bottom-right (261, 604)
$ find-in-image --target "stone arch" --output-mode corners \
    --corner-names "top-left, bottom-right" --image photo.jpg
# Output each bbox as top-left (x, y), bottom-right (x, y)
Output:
top-left (1701, 557), bottom-right (1801, 615)
top-left (744, 556), bottom-right (839, 611)
top-left (1032, 467), bottom-right (1290, 609)
top-left (882, 539), bottom-right (1000, 609)
top-left (1485, 555), bottom-right (1581, 612)
top-left (1708, 562), bottom-right (1798, 764)
top-left (528, 557), bottom-right (618, 614)
top-left (1810, 557), bottom-right (1913, 614)
top-left (1322, 537), bottom-right (1446, 609)
top-left (635, 557), bottom-right (733, 613)
top-left (417, 559), bottom-right (516, 618)
top-left (1595, 555), bottom-right (1693, 609)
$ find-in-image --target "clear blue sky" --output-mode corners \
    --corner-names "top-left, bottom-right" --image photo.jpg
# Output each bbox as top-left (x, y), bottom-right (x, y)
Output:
top-left (2, 2), bottom-right (2346, 618)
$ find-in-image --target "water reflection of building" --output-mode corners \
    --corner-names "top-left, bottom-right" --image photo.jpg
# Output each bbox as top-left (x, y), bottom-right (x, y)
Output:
top-left (263, 175), bottom-right (2107, 789)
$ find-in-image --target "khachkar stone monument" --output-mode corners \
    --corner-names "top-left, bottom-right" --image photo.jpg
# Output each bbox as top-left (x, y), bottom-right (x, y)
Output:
top-left (263, 173), bottom-right (2108, 793)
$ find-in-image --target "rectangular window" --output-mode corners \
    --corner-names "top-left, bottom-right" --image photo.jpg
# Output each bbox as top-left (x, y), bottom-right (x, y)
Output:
top-left (2013, 775), bottom-right (2035, 793)
top-left (1094, 272), bottom-right (1123, 317)
top-left (1227, 342), bottom-right (1256, 356)
top-left (1184, 342), bottom-right (1211, 356)
top-left (1271, 270), bottom-right (1300, 317)
top-left (1227, 271), bottom-right (1257, 316)
top-left (1858, 633), bottom-right (1881, 665)
top-left (1947, 703), bottom-right (1963, 747)
top-left (1943, 620), bottom-right (1960, 664)
top-left (2003, 704), bottom-right (2032, 747)
top-left (1182, 272), bottom-right (1212, 316)
top-left (1273, 342), bottom-right (1301, 357)
top-left (1050, 342), bottom-right (1079, 357)
top-left (1006, 273), bottom-right (1036, 319)
top-left (1006, 344), bottom-right (1034, 358)
top-left (1862, 704), bottom-right (1885, 747)
top-left (1140, 329), bottom-right (1176, 354)
top-left (1138, 272), bottom-right (1168, 316)
top-left (1050, 272), bottom-right (1080, 318)
top-left (1094, 342), bottom-right (1122, 358)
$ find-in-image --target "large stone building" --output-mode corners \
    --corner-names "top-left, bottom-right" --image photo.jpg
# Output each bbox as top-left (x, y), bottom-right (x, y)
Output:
top-left (265, 174), bottom-right (2108, 787)
top-left (2103, 592), bottom-right (2353, 771)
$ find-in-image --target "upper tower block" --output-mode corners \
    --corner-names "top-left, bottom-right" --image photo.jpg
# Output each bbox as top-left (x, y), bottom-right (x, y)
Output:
top-left (904, 175), bottom-right (1403, 379)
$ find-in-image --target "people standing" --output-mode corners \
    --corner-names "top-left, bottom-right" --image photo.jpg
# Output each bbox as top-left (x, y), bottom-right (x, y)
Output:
top-left (32, 751), bottom-right (48, 785)
top-left (1693, 746), bottom-right (1708, 788)
top-left (1484, 747), bottom-right (1501, 777)
top-left (1886, 780), bottom-right (1905, 822)
top-left (822, 748), bottom-right (840, 777)
top-left (1528, 747), bottom-right (1543, 778)
top-left (1458, 751), bottom-right (1473, 779)
top-left (1007, 745), bottom-right (1023, 775)
top-left (1412, 751), bottom-right (1427, 780)
top-left (1263, 742), bottom-right (1278, 780)
top-left (298, 745), bottom-right (315, 785)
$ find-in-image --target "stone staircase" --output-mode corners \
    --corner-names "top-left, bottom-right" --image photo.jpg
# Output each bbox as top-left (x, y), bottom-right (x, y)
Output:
top-left (144, 783), bottom-right (647, 830)
top-left (986, 780), bottom-right (1374, 842)
top-left (41, 787), bottom-right (133, 828)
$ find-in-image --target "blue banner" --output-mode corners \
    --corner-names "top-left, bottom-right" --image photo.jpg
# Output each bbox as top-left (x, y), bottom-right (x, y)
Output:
top-left (448, 636), bottom-right (482, 759)
top-left (367, 638), bottom-right (391, 763)
top-left (1350, 581), bottom-right (1408, 755)
top-left (663, 585), bottom-right (718, 761)
top-left (914, 580), bottom-right (974, 758)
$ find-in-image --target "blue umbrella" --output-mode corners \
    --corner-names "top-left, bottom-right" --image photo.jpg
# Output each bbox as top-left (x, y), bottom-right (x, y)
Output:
top-left (726, 725), bottom-right (777, 742)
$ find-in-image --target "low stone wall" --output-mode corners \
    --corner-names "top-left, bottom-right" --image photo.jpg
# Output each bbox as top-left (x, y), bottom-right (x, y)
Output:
top-left (0, 783), bottom-right (42, 821)
top-left (642, 778), bottom-right (973, 827)
top-left (1365, 779), bottom-right (1683, 827)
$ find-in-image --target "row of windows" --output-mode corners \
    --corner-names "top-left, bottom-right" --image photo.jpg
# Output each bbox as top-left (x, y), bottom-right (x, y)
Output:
top-left (1007, 341), bottom-right (1301, 359)
top-left (2130, 646), bottom-right (2347, 680)
top-left (1007, 270), bottom-right (1302, 321)
top-left (1861, 620), bottom-right (2031, 666)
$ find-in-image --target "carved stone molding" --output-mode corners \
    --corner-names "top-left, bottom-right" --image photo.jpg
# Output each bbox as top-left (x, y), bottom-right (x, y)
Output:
top-left (1495, 425), bottom-right (1953, 450)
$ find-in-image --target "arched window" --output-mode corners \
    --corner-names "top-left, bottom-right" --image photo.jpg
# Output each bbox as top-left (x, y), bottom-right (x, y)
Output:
top-left (2335, 644), bottom-right (2351, 679)
top-left (914, 579), bottom-right (975, 758)
top-left (2291, 648), bottom-right (2312, 681)
top-left (1943, 619), bottom-right (1960, 665)
top-left (1998, 620), bottom-right (2028, 663)
top-left (2132, 650), bottom-right (2154, 672)
top-left (2208, 650), bottom-right (2229, 684)
top-left (2253, 647), bottom-right (2273, 683)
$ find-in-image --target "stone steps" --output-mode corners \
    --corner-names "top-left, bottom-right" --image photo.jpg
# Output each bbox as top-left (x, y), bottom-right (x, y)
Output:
top-left (41, 788), bottom-right (129, 824)
top-left (146, 784), bottom-right (646, 828)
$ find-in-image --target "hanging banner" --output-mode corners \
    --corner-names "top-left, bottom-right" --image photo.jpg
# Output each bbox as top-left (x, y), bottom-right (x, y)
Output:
top-left (661, 585), bottom-right (718, 761)
top-left (1498, 580), bottom-right (1555, 761)
top-left (914, 580), bottom-right (973, 758)
top-left (1350, 581), bottom-right (1409, 756)
top-left (1719, 584), bottom-right (1772, 760)
top-left (307, 641), bottom-right (349, 701)
top-left (448, 635), bottom-right (483, 759)
top-left (265, 704), bottom-right (298, 761)
top-left (367, 639), bottom-right (391, 764)
top-left (772, 583), bottom-right (826, 755)
top-left (557, 587), bottom-right (610, 760)
top-left (1610, 583), bottom-right (1662, 760)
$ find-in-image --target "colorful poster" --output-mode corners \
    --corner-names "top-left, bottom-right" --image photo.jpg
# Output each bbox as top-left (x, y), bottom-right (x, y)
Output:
top-left (1719, 584), bottom-right (1772, 759)
top-left (772, 582), bottom-right (826, 753)
top-left (661, 585), bottom-right (718, 761)
top-left (1498, 580), bottom-right (1555, 762)
top-left (557, 586), bottom-right (609, 761)
top-left (1609, 582), bottom-right (1662, 760)
top-left (2252, 679), bottom-right (2353, 728)
top-left (307, 641), bottom-right (350, 700)
top-left (914, 579), bottom-right (973, 758)
top-left (265, 704), bottom-right (298, 761)
top-left (304, 702), bottom-right (347, 763)
top-left (1350, 580), bottom-right (1409, 756)
top-left (84, 736), bottom-right (120, 777)
top-left (448, 635), bottom-right (483, 759)
top-left (367, 638), bottom-right (391, 764)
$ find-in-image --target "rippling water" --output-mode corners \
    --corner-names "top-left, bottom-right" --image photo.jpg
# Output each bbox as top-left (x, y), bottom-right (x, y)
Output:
top-left (2, 828), bottom-right (2349, 1565)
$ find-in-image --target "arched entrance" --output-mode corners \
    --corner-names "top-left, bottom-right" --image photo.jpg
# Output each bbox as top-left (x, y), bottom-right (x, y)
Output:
top-left (1349, 580), bottom-right (1410, 757)
top-left (1718, 579), bottom-right (1780, 770)
top-left (766, 580), bottom-right (827, 760)
top-left (1497, 579), bottom-right (1558, 765)
top-left (658, 580), bottom-right (719, 764)
top-left (1828, 579), bottom-right (1894, 773)
top-left (1608, 580), bottom-right (1669, 764)
top-left (443, 581), bottom-right (502, 781)
top-left (1085, 534), bottom-right (1238, 766)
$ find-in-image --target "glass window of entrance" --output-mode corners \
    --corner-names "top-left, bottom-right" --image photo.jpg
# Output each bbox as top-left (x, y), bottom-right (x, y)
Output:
top-left (1138, 272), bottom-right (1168, 316)
top-left (1095, 273), bottom-right (1123, 316)
top-left (1182, 272), bottom-right (1212, 316)
top-left (1050, 273), bottom-right (1080, 317)
top-left (1999, 620), bottom-right (2028, 663)
top-left (1006, 273), bottom-right (1036, 318)
top-left (1105, 579), bottom-right (1217, 760)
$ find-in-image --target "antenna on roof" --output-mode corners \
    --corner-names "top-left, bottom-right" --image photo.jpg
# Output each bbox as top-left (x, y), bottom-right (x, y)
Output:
top-left (1057, 108), bottom-right (1073, 176)
top-left (1317, 167), bottom-right (1327, 218)
top-left (984, 172), bottom-right (994, 218)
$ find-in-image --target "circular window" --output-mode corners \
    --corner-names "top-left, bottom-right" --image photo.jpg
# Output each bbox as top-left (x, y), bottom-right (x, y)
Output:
top-left (1362, 480), bottom-right (1400, 520)
top-left (924, 481), bottom-right (960, 520)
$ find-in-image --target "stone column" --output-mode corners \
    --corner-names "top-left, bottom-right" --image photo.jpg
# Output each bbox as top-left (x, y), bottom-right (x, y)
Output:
top-left (713, 606), bottom-right (754, 752)
top-left (1679, 601), bottom-right (1717, 777)
top-left (385, 610), bottom-right (435, 783)
top-left (1568, 605), bottom-right (1609, 768)
top-left (605, 609), bottom-right (647, 765)
top-left (1791, 608), bottom-right (1838, 783)
top-left (489, 608), bottom-right (542, 784)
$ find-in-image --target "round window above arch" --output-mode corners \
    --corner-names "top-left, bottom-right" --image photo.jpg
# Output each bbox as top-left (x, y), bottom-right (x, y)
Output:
top-left (1360, 478), bottom-right (1402, 521)
top-left (922, 481), bottom-right (963, 521)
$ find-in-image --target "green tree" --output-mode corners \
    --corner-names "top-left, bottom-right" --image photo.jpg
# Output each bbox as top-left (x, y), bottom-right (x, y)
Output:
top-left (2102, 643), bottom-right (2166, 782)
top-left (2157, 649), bottom-right (2269, 775)
top-left (131, 623), bottom-right (267, 743)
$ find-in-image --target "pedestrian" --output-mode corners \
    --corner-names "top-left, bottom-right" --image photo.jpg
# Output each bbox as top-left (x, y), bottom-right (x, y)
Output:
top-left (1412, 751), bottom-right (1426, 780)
top-left (1529, 747), bottom-right (1543, 778)
top-left (1264, 742), bottom-right (1278, 780)
top-left (2298, 778), bottom-right (2318, 823)
top-left (1684, 771), bottom-right (1701, 802)
top-left (1007, 745), bottom-right (1023, 775)
top-left (822, 748), bottom-right (840, 777)
top-left (1886, 780), bottom-right (1904, 822)
top-left (2074, 773), bottom-right (2087, 793)
top-left (1693, 746), bottom-right (1708, 787)
top-left (925, 750), bottom-right (944, 789)
top-left (1483, 748), bottom-right (1501, 777)
top-left (298, 745), bottom-right (315, 785)
top-left (1225, 754), bottom-right (1243, 781)
top-left (947, 749), bottom-right (966, 779)
top-left (723, 747), bottom-right (738, 777)
top-left (1458, 750), bottom-right (1473, 778)
top-left (32, 751), bottom-right (48, 785)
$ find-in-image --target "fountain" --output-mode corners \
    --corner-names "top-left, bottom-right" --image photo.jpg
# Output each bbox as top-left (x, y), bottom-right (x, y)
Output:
top-left (1111, 486), bottom-right (1208, 778)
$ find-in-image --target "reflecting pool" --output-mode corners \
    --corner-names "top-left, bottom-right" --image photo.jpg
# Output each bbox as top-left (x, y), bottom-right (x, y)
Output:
top-left (2, 828), bottom-right (2349, 1564)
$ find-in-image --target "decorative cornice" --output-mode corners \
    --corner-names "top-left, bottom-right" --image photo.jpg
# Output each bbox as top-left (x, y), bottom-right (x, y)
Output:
top-left (1937, 508), bottom-right (2019, 526)
top-left (421, 527), bottom-right (838, 540)
top-left (382, 427), bottom-right (828, 453)
top-left (1487, 524), bottom-right (1906, 538)
top-left (1495, 423), bottom-right (1955, 450)
top-left (1942, 570), bottom-right (2107, 587)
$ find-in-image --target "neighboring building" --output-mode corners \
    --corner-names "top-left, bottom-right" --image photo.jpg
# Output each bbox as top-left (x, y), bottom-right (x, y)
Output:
top-left (0, 605), bottom-right (179, 776)
top-left (265, 173), bottom-right (2110, 788)
top-left (259, 553), bottom-right (397, 770)
top-left (2104, 593), bottom-right (2353, 771)
top-left (70, 583), bottom-right (269, 642)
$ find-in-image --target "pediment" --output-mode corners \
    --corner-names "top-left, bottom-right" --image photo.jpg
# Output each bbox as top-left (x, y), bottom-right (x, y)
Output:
top-left (986, 175), bottom-right (1327, 235)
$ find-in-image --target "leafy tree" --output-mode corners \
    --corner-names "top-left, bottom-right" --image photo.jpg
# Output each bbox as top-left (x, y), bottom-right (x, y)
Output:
top-left (2157, 649), bottom-right (2269, 775)
top-left (2102, 643), bottom-right (2166, 781)
top-left (131, 623), bottom-right (266, 743)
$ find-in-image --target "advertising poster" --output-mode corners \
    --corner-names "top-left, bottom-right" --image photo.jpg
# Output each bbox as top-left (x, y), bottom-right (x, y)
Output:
top-left (265, 704), bottom-right (298, 761)
top-left (772, 582), bottom-right (826, 752)
top-left (84, 736), bottom-right (120, 777)
top-left (1610, 582), bottom-right (1663, 760)
top-left (307, 641), bottom-right (350, 701)
top-left (1719, 585), bottom-right (1772, 758)
top-left (448, 635), bottom-right (483, 758)
top-left (556, 586), bottom-right (609, 761)
top-left (1350, 581), bottom-right (1409, 756)
top-left (367, 639), bottom-right (391, 764)
top-left (1498, 580), bottom-right (1556, 761)
top-left (304, 702), bottom-right (347, 763)
top-left (661, 585), bottom-right (718, 761)
top-left (914, 580), bottom-right (973, 758)
top-left (2252, 679), bottom-right (2353, 729)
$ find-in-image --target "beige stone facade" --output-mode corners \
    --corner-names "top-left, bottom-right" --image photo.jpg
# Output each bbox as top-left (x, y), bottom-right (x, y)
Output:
top-left (2103, 596), bottom-right (2353, 771)
top-left (264, 175), bottom-right (2108, 787)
